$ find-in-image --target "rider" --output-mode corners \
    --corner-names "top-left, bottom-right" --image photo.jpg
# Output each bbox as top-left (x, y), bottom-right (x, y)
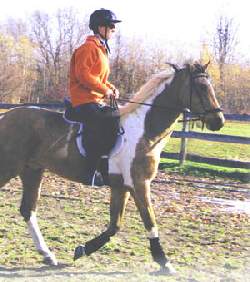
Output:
top-left (69, 9), bottom-right (122, 186)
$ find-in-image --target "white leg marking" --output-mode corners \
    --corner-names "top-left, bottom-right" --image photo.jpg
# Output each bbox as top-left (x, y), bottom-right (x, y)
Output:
top-left (27, 212), bottom-right (58, 265)
top-left (148, 226), bottom-right (159, 238)
top-left (164, 262), bottom-right (177, 275)
top-left (148, 227), bottom-right (176, 274)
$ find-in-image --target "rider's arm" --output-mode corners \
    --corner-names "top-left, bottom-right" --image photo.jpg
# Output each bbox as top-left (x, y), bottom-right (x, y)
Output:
top-left (74, 45), bottom-right (109, 96)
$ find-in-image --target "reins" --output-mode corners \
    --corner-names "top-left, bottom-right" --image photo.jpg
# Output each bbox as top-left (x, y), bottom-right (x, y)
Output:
top-left (117, 98), bottom-right (183, 110)
top-left (112, 71), bottom-right (222, 124)
top-left (117, 97), bottom-right (200, 123)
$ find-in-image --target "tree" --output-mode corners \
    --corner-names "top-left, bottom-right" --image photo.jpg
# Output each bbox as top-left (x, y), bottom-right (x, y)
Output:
top-left (110, 34), bottom-right (170, 99)
top-left (1, 17), bottom-right (27, 40)
top-left (225, 64), bottom-right (250, 113)
top-left (30, 8), bottom-right (88, 101)
top-left (0, 31), bottom-right (36, 103)
top-left (200, 43), bottom-right (221, 100)
top-left (213, 16), bottom-right (238, 109)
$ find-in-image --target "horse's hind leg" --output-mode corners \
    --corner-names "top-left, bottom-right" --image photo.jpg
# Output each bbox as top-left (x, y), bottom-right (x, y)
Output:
top-left (19, 167), bottom-right (58, 266)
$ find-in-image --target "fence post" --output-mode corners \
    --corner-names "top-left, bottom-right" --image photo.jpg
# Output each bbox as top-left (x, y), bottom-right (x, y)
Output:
top-left (179, 110), bottom-right (189, 165)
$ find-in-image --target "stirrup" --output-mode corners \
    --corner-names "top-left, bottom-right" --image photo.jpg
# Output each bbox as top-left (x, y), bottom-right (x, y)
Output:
top-left (91, 171), bottom-right (105, 187)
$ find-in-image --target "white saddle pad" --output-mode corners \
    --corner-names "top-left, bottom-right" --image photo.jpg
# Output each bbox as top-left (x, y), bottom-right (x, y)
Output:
top-left (63, 114), bottom-right (124, 158)
top-left (76, 124), bottom-right (124, 158)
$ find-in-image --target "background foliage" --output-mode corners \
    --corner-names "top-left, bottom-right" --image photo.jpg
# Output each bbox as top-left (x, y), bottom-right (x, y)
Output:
top-left (0, 9), bottom-right (249, 114)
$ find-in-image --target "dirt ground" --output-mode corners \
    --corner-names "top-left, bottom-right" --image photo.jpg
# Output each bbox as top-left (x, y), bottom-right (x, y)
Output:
top-left (0, 171), bottom-right (249, 282)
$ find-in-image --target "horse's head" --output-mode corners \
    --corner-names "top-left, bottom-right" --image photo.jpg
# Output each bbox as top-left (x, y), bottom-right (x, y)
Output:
top-left (168, 62), bottom-right (225, 131)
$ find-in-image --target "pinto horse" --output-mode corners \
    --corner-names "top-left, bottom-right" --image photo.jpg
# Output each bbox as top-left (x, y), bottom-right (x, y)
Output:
top-left (0, 63), bottom-right (224, 273)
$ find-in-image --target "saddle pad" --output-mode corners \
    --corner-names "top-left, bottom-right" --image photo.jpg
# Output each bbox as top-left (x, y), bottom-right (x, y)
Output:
top-left (76, 124), bottom-right (124, 158)
top-left (63, 114), bottom-right (124, 158)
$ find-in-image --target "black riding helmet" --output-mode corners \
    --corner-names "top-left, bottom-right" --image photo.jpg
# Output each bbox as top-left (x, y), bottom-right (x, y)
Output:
top-left (89, 9), bottom-right (122, 34)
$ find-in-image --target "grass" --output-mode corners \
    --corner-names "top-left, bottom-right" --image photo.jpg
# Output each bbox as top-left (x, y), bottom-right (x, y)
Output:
top-left (162, 121), bottom-right (250, 182)
top-left (166, 121), bottom-right (250, 160)
top-left (160, 159), bottom-right (250, 182)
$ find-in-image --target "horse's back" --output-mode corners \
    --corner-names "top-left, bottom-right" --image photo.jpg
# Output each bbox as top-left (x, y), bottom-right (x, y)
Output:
top-left (0, 107), bottom-right (65, 133)
top-left (0, 108), bottom-right (66, 174)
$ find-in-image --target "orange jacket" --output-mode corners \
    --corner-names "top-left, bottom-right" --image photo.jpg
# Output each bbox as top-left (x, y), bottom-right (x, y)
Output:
top-left (69, 35), bottom-right (115, 107)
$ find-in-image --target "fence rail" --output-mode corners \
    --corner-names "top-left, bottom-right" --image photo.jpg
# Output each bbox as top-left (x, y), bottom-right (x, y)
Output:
top-left (171, 112), bottom-right (250, 167)
top-left (172, 131), bottom-right (250, 144)
top-left (161, 152), bottom-right (250, 169)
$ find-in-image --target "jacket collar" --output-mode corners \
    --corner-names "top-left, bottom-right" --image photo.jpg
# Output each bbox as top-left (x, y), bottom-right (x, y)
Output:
top-left (86, 35), bottom-right (105, 49)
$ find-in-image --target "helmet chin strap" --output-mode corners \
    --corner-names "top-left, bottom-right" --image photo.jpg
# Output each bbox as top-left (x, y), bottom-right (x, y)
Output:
top-left (96, 27), bottom-right (111, 54)
top-left (104, 27), bottom-right (111, 54)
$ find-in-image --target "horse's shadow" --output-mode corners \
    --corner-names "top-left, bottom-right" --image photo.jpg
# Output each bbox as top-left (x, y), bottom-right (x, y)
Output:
top-left (0, 264), bottom-right (133, 279)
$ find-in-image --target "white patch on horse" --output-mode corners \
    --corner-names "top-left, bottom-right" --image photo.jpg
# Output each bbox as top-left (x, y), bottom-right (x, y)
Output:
top-left (109, 78), bottom-right (172, 188)
top-left (0, 114), bottom-right (5, 121)
top-left (27, 211), bottom-right (58, 265)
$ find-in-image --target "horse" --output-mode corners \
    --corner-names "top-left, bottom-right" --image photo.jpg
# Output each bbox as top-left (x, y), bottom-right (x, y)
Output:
top-left (0, 62), bottom-right (224, 274)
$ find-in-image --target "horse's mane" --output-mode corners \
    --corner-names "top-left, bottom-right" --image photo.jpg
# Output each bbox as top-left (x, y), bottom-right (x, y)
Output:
top-left (119, 70), bottom-right (174, 116)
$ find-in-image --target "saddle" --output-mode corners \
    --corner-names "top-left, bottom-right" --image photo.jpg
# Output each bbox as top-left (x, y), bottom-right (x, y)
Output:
top-left (63, 99), bottom-right (124, 186)
top-left (64, 99), bottom-right (82, 123)
top-left (64, 98), bottom-right (123, 153)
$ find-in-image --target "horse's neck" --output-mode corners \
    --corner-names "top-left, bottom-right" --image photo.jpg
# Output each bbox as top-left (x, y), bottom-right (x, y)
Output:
top-left (121, 82), bottom-right (181, 147)
top-left (144, 84), bottom-right (181, 142)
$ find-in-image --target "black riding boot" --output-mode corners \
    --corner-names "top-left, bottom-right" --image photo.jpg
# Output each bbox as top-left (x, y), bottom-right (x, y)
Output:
top-left (99, 156), bottom-right (110, 186)
top-left (84, 154), bottom-right (104, 187)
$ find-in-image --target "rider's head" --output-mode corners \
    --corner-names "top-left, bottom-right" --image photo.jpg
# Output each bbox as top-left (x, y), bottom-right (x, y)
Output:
top-left (89, 9), bottom-right (121, 40)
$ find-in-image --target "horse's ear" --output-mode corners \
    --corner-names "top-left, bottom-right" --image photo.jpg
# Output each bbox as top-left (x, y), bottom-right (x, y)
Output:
top-left (166, 62), bottom-right (181, 72)
top-left (203, 60), bottom-right (210, 70)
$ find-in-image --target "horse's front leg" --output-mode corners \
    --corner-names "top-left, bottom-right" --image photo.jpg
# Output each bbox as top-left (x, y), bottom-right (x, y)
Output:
top-left (74, 175), bottom-right (130, 260)
top-left (132, 180), bottom-right (176, 274)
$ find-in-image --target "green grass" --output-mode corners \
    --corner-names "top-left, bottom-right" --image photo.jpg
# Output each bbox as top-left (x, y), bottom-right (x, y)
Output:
top-left (167, 121), bottom-right (250, 160)
top-left (160, 159), bottom-right (250, 182)
top-left (162, 121), bottom-right (250, 181)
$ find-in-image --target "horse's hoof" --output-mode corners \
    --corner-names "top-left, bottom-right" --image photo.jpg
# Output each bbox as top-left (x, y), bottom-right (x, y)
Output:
top-left (74, 245), bottom-right (85, 261)
top-left (43, 255), bottom-right (58, 266)
top-left (160, 262), bottom-right (177, 275)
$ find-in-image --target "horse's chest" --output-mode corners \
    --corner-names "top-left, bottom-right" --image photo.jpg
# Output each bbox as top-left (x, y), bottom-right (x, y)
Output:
top-left (110, 131), bottom-right (165, 187)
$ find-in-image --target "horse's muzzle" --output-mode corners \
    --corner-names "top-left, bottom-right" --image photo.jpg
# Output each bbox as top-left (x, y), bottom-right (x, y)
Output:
top-left (205, 113), bottom-right (225, 131)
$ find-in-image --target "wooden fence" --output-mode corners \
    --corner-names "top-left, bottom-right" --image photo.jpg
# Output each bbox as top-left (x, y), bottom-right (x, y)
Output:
top-left (171, 112), bottom-right (250, 168)
top-left (0, 103), bottom-right (249, 168)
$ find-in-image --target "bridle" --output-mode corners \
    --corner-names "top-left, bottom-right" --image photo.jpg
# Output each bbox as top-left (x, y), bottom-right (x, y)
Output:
top-left (113, 70), bottom-right (223, 124)
top-left (189, 72), bottom-right (222, 116)
top-left (184, 72), bottom-right (223, 126)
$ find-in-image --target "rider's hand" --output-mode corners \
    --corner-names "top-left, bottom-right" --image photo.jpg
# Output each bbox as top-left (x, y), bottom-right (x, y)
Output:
top-left (105, 89), bottom-right (114, 99)
top-left (113, 89), bottom-right (120, 99)
top-left (105, 88), bottom-right (119, 99)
